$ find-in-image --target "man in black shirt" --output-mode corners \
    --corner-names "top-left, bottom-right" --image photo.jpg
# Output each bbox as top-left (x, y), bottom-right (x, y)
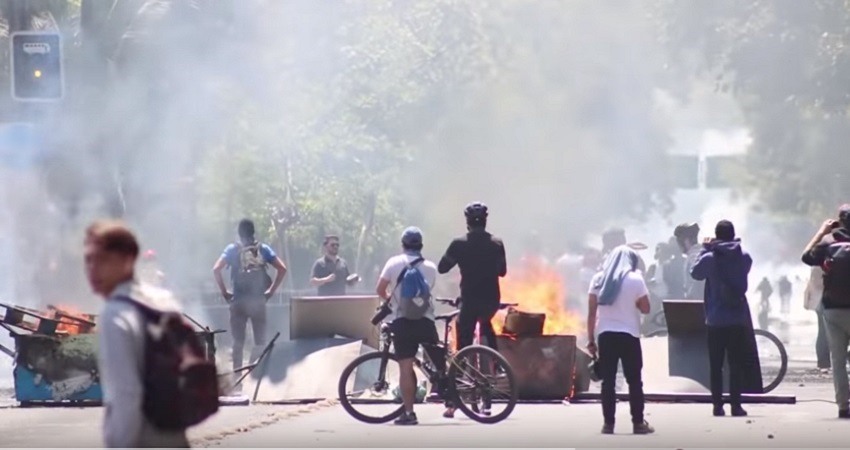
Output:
top-left (438, 202), bottom-right (507, 350)
top-left (310, 235), bottom-right (358, 296)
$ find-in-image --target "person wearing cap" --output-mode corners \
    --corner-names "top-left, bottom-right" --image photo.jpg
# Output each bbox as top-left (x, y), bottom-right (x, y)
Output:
top-left (674, 222), bottom-right (704, 300)
top-left (689, 220), bottom-right (753, 417)
top-left (376, 226), bottom-right (439, 426)
top-left (802, 204), bottom-right (850, 418)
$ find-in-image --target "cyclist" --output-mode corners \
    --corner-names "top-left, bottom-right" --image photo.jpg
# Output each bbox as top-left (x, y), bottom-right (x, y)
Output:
top-left (375, 227), bottom-right (439, 426)
top-left (438, 202), bottom-right (507, 417)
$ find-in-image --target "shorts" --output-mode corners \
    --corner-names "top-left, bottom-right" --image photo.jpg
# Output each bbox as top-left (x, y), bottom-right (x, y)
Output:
top-left (390, 318), bottom-right (439, 359)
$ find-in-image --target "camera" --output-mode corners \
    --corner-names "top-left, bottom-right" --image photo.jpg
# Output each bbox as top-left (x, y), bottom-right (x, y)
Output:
top-left (371, 301), bottom-right (392, 325)
top-left (831, 220), bottom-right (841, 229)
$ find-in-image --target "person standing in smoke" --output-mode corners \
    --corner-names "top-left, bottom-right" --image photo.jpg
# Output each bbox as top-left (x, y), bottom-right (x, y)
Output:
top-left (755, 277), bottom-right (774, 330)
top-left (777, 275), bottom-right (793, 316)
top-left (586, 245), bottom-right (654, 435)
top-left (601, 227), bottom-right (646, 273)
top-left (663, 236), bottom-right (686, 299)
top-left (212, 219), bottom-right (287, 386)
top-left (689, 220), bottom-right (752, 417)
top-left (674, 223), bottom-right (704, 300)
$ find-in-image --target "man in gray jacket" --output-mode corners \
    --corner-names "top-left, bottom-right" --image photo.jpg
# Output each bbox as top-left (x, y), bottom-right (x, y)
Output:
top-left (85, 220), bottom-right (190, 448)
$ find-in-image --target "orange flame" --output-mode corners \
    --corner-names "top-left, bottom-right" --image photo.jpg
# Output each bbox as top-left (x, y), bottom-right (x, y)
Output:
top-left (48, 304), bottom-right (96, 335)
top-left (494, 257), bottom-right (585, 336)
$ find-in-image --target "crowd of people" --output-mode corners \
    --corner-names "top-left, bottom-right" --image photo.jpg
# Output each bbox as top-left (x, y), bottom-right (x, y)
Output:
top-left (82, 201), bottom-right (850, 446)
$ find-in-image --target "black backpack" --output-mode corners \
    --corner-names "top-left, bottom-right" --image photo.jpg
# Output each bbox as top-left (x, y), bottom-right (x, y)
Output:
top-left (117, 297), bottom-right (220, 430)
top-left (823, 237), bottom-right (850, 305)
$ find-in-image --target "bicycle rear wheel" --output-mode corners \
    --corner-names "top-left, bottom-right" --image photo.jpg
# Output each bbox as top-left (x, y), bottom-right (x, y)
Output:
top-left (338, 351), bottom-right (405, 424)
top-left (448, 345), bottom-right (518, 424)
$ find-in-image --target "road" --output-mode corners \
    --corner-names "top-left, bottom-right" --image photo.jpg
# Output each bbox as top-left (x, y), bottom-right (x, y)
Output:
top-left (210, 385), bottom-right (848, 448)
top-left (0, 312), bottom-right (840, 448)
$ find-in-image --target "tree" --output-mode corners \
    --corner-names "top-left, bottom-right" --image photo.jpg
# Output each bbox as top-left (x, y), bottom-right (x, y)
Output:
top-left (657, 0), bottom-right (850, 220)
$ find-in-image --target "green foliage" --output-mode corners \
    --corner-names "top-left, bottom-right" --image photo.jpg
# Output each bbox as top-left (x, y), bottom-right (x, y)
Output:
top-left (658, 0), bottom-right (850, 219)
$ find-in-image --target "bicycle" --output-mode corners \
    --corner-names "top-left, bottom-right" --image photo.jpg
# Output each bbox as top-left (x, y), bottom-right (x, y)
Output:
top-left (337, 298), bottom-right (519, 424)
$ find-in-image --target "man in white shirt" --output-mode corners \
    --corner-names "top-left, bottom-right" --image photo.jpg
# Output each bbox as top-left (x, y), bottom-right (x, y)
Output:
top-left (586, 245), bottom-right (654, 435)
top-left (84, 220), bottom-right (189, 448)
top-left (376, 227), bottom-right (439, 426)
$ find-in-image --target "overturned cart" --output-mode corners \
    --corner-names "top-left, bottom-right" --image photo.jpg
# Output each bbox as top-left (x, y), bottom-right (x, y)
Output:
top-left (0, 302), bottom-right (225, 406)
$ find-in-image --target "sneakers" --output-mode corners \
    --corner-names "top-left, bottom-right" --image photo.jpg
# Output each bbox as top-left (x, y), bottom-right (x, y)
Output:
top-left (731, 406), bottom-right (748, 417)
top-left (394, 411), bottom-right (418, 425)
top-left (633, 421), bottom-right (656, 435)
top-left (713, 405), bottom-right (726, 417)
top-left (601, 423), bottom-right (615, 434)
top-left (839, 409), bottom-right (850, 419)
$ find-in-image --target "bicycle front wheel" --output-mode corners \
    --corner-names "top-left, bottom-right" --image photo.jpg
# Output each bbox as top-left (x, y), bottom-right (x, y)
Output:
top-left (338, 351), bottom-right (405, 424)
top-left (448, 345), bottom-right (518, 424)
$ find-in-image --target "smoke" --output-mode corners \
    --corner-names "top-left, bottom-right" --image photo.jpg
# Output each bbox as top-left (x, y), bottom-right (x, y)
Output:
top-left (0, 0), bottom-right (808, 315)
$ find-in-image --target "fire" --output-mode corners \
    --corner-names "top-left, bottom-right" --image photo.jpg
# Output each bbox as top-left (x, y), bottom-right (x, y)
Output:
top-left (48, 304), bottom-right (96, 335)
top-left (495, 258), bottom-right (585, 336)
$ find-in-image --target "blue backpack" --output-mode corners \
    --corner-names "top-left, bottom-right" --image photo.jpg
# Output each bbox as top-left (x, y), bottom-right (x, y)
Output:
top-left (395, 257), bottom-right (432, 320)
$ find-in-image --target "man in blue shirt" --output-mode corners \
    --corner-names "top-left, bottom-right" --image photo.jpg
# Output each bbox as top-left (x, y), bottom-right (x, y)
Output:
top-left (690, 220), bottom-right (752, 418)
top-left (213, 219), bottom-right (287, 377)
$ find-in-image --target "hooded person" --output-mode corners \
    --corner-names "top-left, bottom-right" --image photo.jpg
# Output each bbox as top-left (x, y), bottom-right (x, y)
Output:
top-left (689, 220), bottom-right (753, 417)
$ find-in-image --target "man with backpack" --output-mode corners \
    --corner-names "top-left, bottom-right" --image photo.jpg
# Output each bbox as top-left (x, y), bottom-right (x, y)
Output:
top-left (689, 220), bottom-right (753, 418)
top-left (802, 205), bottom-right (850, 418)
top-left (213, 219), bottom-right (287, 376)
top-left (375, 226), bottom-right (438, 426)
top-left (86, 220), bottom-right (217, 448)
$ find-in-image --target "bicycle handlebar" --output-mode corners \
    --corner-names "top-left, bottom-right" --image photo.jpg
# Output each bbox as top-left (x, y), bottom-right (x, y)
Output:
top-left (435, 297), bottom-right (518, 310)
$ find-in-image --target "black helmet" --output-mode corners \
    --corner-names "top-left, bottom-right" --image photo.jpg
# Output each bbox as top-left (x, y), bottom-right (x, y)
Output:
top-left (464, 202), bottom-right (489, 220)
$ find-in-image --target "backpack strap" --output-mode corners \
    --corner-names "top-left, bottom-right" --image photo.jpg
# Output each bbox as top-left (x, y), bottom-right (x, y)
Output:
top-left (395, 257), bottom-right (425, 285)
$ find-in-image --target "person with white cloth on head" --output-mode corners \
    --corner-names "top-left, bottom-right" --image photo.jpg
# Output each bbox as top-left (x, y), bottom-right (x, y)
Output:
top-left (586, 245), bottom-right (655, 436)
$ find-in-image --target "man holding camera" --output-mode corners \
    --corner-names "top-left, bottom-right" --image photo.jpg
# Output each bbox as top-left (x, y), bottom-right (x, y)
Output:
top-left (690, 220), bottom-right (753, 417)
top-left (802, 205), bottom-right (850, 418)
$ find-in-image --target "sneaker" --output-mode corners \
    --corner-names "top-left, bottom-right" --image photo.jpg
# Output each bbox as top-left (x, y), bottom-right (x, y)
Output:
top-left (601, 423), bottom-right (614, 434)
top-left (480, 407), bottom-right (492, 416)
top-left (394, 411), bottom-right (418, 425)
top-left (633, 421), bottom-right (655, 435)
top-left (839, 409), bottom-right (850, 419)
top-left (731, 406), bottom-right (748, 417)
top-left (713, 405), bottom-right (726, 417)
top-left (442, 408), bottom-right (455, 419)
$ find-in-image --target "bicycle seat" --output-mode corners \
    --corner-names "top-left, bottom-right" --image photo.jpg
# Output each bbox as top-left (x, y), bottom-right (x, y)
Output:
top-left (435, 310), bottom-right (461, 322)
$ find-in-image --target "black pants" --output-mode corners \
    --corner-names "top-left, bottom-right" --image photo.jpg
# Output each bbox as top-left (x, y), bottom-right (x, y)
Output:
top-left (598, 331), bottom-right (644, 425)
top-left (707, 325), bottom-right (747, 406)
top-left (457, 303), bottom-right (499, 350)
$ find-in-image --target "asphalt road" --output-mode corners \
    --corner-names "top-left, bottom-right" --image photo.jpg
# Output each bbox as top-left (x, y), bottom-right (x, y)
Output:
top-left (211, 385), bottom-right (848, 448)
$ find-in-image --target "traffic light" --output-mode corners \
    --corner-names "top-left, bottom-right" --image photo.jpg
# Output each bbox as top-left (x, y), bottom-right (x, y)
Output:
top-left (10, 31), bottom-right (63, 101)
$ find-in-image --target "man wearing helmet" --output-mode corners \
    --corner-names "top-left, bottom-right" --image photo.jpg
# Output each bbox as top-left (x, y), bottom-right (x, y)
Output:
top-left (438, 202), bottom-right (507, 351)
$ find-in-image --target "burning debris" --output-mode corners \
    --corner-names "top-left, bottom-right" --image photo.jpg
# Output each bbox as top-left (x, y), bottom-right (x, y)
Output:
top-left (496, 258), bottom-right (585, 336)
